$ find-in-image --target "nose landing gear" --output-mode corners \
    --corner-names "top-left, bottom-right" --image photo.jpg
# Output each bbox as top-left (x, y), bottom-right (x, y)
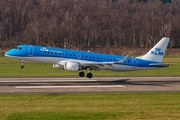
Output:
top-left (20, 60), bottom-right (25, 69)
top-left (21, 65), bottom-right (24, 69)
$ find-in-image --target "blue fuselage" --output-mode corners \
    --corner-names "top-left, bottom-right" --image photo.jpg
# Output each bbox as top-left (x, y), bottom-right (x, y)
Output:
top-left (5, 44), bottom-right (160, 71)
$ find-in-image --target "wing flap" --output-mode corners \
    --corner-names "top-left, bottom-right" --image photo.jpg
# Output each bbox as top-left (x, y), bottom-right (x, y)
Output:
top-left (80, 55), bottom-right (129, 69)
top-left (80, 62), bottom-right (114, 69)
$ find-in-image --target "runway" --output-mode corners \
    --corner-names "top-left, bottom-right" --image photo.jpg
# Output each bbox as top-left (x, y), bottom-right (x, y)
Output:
top-left (0, 77), bottom-right (180, 93)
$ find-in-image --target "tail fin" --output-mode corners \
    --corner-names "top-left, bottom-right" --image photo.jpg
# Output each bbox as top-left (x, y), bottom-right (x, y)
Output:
top-left (137, 37), bottom-right (170, 62)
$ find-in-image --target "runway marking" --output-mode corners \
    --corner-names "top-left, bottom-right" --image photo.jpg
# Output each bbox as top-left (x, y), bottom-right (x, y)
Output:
top-left (0, 80), bottom-right (97, 83)
top-left (15, 85), bottom-right (125, 89)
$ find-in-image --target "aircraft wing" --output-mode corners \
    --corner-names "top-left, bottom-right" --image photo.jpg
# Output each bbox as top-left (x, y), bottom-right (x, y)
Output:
top-left (80, 61), bottom-right (114, 70)
top-left (57, 55), bottom-right (129, 70)
top-left (79, 55), bottom-right (129, 70)
top-left (149, 63), bottom-right (170, 68)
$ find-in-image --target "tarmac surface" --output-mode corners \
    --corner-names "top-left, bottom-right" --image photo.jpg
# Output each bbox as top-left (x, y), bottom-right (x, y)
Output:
top-left (0, 77), bottom-right (180, 93)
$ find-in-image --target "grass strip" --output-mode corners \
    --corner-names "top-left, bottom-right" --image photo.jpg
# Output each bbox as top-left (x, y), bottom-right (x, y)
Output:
top-left (0, 56), bottom-right (180, 77)
top-left (0, 92), bottom-right (179, 120)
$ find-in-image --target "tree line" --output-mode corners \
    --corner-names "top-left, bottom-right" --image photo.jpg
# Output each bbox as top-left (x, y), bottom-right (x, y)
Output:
top-left (1, 0), bottom-right (180, 50)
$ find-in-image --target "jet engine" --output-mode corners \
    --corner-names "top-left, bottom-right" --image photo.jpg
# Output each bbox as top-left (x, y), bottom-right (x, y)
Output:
top-left (53, 61), bottom-right (81, 71)
top-left (64, 61), bottom-right (81, 71)
top-left (53, 64), bottom-right (64, 69)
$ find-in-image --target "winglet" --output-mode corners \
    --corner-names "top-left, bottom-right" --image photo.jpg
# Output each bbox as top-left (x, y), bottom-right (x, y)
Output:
top-left (116, 55), bottom-right (129, 63)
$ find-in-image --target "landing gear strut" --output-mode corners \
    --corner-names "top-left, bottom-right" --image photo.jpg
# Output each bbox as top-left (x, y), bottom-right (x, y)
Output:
top-left (86, 68), bottom-right (93, 78)
top-left (20, 60), bottom-right (25, 69)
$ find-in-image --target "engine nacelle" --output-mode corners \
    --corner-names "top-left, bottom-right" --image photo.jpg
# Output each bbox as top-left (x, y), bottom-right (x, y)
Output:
top-left (53, 64), bottom-right (64, 70)
top-left (64, 61), bottom-right (80, 71)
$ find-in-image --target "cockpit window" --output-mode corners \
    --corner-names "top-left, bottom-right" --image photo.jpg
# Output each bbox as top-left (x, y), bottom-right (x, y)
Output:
top-left (13, 47), bottom-right (22, 50)
top-left (19, 47), bottom-right (22, 50)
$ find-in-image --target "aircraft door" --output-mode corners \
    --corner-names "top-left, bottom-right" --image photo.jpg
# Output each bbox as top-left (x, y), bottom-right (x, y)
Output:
top-left (28, 46), bottom-right (34, 56)
top-left (132, 59), bottom-right (137, 68)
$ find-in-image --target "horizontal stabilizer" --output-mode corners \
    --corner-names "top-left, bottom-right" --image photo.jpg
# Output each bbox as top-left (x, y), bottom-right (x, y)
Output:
top-left (149, 63), bottom-right (169, 68)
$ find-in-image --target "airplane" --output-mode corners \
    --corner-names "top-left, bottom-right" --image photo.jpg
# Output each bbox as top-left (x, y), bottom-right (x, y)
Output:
top-left (5, 37), bottom-right (170, 78)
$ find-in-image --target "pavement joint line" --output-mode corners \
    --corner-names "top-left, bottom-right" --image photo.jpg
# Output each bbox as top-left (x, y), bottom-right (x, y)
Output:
top-left (15, 85), bottom-right (125, 89)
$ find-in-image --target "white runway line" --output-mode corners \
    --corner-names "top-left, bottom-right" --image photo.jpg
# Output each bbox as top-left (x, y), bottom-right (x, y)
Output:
top-left (15, 85), bottom-right (125, 89)
top-left (0, 80), bottom-right (97, 83)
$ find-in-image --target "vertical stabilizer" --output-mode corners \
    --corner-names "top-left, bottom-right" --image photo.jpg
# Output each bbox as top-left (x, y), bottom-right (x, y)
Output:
top-left (137, 37), bottom-right (170, 62)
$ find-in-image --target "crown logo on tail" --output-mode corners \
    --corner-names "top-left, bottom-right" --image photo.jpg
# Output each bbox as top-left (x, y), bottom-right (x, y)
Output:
top-left (155, 47), bottom-right (161, 51)
top-left (151, 47), bottom-right (163, 56)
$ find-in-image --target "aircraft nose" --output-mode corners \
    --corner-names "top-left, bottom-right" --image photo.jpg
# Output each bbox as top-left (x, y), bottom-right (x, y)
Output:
top-left (5, 51), bottom-right (9, 56)
top-left (4, 50), bottom-right (12, 57)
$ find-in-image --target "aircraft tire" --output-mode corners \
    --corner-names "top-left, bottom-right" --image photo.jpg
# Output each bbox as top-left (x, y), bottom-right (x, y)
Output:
top-left (86, 73), bottom-right (93, 78)
top-left (21, 65), bottom-right (24, 69)
top-left (79, 71), bottom-right (85, 77)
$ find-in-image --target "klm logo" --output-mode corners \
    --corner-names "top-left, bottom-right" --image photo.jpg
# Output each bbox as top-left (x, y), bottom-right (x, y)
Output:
top-left (151, 47), bottom-right (164, 56)
top-left (40, 47), bottom-right (49, 52)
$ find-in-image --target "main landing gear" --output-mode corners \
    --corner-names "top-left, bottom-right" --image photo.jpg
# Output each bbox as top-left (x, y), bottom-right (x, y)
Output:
top-left (20, 60), bottom-right (25, 69)
top-left (79, 71), bottom-right (85, 77)
top-left (79, 71), bottom-right (93, 78)
top-left (86, 72), bottom-right (93, 78)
